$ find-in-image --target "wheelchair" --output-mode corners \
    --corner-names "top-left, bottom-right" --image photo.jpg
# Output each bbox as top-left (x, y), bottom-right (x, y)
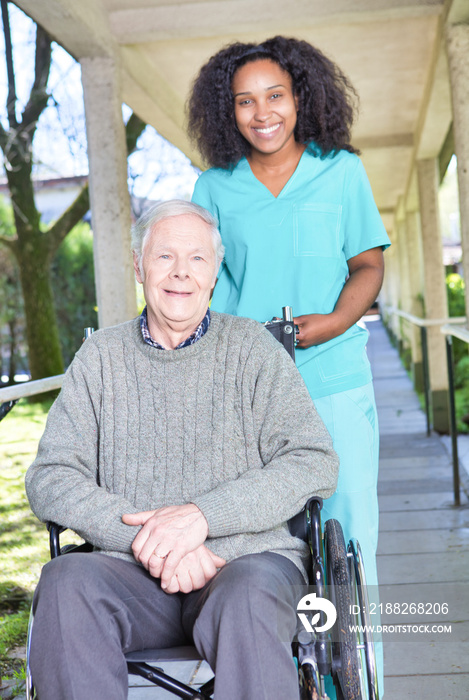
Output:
top-left (25, 309), bottom-right (379, 700)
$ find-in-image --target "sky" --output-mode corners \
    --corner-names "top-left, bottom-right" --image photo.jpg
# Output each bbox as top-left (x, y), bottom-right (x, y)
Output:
top-left (0, 3), bottom-right (199, 203)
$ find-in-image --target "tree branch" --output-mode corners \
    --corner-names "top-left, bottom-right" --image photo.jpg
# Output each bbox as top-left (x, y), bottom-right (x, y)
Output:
top-left (1, 0), bottom-right (18, 129)
top-left (46, 111), bottom-right (146, 256)
top-left (47, 183), bottom-right (90, 255)
top-left (126, 112), bottom-right (146, 155)
top-left (21, 24), bottom-right (52, 134)
top-left (47, 112), bottom-right (146, 254)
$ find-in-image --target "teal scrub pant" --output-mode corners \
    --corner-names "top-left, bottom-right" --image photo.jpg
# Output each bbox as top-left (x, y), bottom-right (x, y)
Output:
top-left (313, 382), bottom-right (384, 697)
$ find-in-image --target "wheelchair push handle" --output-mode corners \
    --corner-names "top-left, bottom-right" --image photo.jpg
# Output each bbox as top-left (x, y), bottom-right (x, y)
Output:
top-left (263, 306), bottom-right (299, 361)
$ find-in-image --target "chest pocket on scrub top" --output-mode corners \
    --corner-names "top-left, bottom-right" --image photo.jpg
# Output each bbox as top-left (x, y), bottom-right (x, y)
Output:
top-left (293, 203), bottom-right (342, 258)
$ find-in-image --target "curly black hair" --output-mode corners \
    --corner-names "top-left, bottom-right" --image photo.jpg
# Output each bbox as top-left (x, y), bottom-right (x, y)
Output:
top-left (187, 36), bottom-right (359, 169)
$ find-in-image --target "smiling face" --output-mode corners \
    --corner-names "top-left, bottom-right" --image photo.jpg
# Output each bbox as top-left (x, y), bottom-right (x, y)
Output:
top-left (232, 59), bottom-right (299, 159)
top-left (134, 213), bottom-right (217, 343)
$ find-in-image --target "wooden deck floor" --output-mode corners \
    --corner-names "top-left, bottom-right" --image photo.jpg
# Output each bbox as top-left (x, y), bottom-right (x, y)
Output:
top-left (367, 316), bottom-right (469, 699)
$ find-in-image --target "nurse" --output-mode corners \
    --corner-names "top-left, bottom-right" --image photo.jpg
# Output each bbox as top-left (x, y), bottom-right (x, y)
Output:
top-left (189, 34), bottom-right (390, 619)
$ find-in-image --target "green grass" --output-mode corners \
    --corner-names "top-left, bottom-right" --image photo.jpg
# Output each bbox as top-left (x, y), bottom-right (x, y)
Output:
top-left (0, 399), bottom-right (53, 683)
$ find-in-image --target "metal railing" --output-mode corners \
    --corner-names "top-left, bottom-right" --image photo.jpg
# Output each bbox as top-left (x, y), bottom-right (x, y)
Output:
top-left (0, 328), bottom-right (94, 421)
top-left (0, 374), bottom-right (64, 402)
top-left (382, 306), bottom-right (466, 437)
top-left (440, 323), bottom-right (469, 507)
top-left (0, 374), bottom-right (64, 422)
top-left (383, 306), bottom-right (467, 506)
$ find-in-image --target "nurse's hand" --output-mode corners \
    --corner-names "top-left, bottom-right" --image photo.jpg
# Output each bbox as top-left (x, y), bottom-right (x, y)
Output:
top-left (294, 313), bottom-right (343, 348)
top-left (294, 247), bottom-right (385, 348)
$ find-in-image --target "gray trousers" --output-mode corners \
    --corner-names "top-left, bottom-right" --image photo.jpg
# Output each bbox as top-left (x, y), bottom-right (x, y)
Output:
top-left (30, 551), bottom-right (304, 700)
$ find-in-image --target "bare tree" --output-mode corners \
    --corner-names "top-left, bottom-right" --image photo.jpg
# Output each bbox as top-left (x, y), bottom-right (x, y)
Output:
top-left (0, 1), bottom-right (144, 381)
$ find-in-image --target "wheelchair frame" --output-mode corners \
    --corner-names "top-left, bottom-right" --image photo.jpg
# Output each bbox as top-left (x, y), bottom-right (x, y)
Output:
top-left (25, 310), bottom-right (379, 699)
top-left (26, 499), bottom-right (378, 700)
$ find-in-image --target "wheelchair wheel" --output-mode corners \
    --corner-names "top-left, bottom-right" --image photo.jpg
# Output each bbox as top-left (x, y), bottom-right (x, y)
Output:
top-left (325, 519), bottom-right (361, 700)
top-left (348, 539), bottom-right (379, 700)
top-left (25, 606), bottom-right (37, 700)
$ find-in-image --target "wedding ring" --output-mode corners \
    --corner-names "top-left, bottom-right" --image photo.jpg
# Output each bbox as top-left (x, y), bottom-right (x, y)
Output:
top-left (153, 551), bottom-right (167, 559)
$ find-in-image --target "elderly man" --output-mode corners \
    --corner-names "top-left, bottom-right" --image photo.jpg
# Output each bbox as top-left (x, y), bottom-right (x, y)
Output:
top-left (26, 200), bottom-right (338, 700)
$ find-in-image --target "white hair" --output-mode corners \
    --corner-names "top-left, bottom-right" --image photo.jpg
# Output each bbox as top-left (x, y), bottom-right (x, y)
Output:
top-left (131, 200), bottom-right (224, 277)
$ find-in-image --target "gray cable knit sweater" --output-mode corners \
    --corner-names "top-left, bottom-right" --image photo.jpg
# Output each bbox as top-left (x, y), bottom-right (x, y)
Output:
top-left (26, 312), bottom-right (338, 579)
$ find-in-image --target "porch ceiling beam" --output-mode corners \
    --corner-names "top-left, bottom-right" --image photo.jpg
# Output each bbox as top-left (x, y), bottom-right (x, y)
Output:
top-left (109, 0), bottom-right (444, 44)
top-left (14, 0), bottom-right (116, 59)
top-left (355, 133), bottom-right (415, 150)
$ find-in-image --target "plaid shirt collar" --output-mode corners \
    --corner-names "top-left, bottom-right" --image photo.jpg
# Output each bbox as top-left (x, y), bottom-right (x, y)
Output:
top-left (140, 306), bottom-right (211, 350)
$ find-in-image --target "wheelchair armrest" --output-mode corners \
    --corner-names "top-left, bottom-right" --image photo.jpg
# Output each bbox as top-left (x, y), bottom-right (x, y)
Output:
top-left (287, 497), bottom-right (323, 544)
top-left (289, 497), bottom-right (325, 590)
top-left (47, 522), bottom-right (64, 559)
top-left (47, 522), bottom-right (93, 559)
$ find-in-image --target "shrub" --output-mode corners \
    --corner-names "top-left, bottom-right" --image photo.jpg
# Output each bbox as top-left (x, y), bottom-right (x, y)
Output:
top-left (51, 222), bottom-right (98, 367)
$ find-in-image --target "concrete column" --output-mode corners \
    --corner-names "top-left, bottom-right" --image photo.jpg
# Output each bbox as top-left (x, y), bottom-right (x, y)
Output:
top-left (380, 232), bottom-right (395, 316)
top-left (396, 214), bottom-right (411, 312)
top-left (396, 212), bottom-right (412, 359)
top-left (381, 226), bottom-right (398, 338)
top-left (446, 24), bottom-right (469, 321)
top-left (390, 228), bottom-right (402, 342)
top-left (405, 209), bottom-right (425, 392)
top-left (81, 56), bottom-right (137, 328)
top-left (417, 158), bottom-right (449, 432)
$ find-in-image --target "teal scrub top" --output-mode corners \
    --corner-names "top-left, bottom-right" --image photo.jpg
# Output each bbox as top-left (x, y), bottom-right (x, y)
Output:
top-left (192, 147), bottom-right (390, 399)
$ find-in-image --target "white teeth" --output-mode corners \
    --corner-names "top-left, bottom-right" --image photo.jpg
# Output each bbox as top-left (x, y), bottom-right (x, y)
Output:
top-left (254, 124), bottom-right (280, 134)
